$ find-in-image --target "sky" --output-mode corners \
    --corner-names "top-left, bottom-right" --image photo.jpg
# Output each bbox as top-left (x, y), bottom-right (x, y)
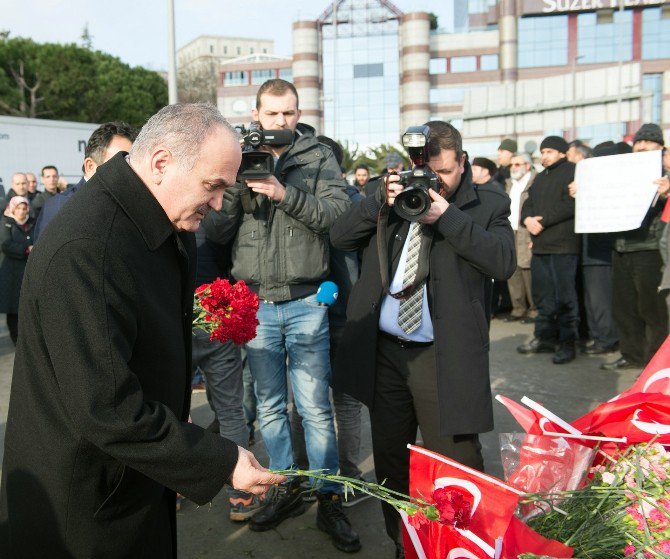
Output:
top-left (3, 0), bottom-right (450, 71)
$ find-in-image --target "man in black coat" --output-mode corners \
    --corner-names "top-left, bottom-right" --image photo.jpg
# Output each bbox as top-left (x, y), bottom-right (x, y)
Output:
top-left (518, 135), bottom-right (579, 364)
top-left (330, 121), bottom-right (515, 556)
top-left (0, 103), bottom-right (284, 558)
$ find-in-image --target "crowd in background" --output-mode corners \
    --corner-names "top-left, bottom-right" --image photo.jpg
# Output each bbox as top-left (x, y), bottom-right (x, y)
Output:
top-left (2, 86), bottom-right (669, 558)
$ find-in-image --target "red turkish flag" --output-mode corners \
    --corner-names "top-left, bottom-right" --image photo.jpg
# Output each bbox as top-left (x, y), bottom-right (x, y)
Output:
top-left (502, 516), bottom-right (573, 558)
top-left (618, 335), bottom-right (670, 399)
top-left (572, 392), bottom-right (670, 444)
top-left (402, 445), bottom-right (521, 559)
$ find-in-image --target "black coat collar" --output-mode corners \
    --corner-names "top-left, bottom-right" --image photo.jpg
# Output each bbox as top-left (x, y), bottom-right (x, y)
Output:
top-left (94, 152), bottom-right (175, 251)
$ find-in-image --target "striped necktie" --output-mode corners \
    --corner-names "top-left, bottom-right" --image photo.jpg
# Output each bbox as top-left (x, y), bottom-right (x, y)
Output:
top-left (398, 223), bottom-right (429, 334)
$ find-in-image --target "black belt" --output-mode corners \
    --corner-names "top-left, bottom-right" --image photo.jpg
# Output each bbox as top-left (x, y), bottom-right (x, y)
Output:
top-left (378, 331), bottom-right (433, 349)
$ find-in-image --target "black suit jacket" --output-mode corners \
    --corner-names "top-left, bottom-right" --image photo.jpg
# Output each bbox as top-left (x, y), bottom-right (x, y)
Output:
top-left (0, 152), bottom-right (238, 558)
top-left (330, 164), bottom-right (515, 436)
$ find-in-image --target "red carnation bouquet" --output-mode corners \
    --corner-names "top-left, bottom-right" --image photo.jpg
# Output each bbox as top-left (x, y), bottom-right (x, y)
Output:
top-left (192, 278), bottom-right (259, 345)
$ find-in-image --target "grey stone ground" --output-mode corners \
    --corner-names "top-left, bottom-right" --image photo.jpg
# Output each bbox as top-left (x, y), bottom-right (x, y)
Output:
top-left (0, 316), bottom-right (639, 558)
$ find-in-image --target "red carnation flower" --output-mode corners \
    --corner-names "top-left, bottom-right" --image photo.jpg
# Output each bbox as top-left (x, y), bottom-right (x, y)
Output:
top-left (432, 487), bottom-right (474, 529)
top-left (193, 278), bottom-right (259, 345)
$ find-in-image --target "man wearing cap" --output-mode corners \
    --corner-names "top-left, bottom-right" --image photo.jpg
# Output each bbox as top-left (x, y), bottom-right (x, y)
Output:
top-left (365, 153), bottom-right (405, 197)
top-left (518, 135), bottom-right (579, 364)
top-left (603, 123), bottom-right (669, 370)
top-left (471, 157), bottom-right (504, 192)
top-left (493, 138), bottom-right (517, 184)
top-left (505, 153), bottom-right (538, 323)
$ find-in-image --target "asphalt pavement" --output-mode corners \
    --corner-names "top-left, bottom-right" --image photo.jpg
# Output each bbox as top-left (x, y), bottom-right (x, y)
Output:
top-left (0, 316), bottom-right (640, 559)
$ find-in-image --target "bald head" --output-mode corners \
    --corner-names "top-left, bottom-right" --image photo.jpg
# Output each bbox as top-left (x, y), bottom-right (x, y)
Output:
top-left (11, 173), bottom-right (28, 196)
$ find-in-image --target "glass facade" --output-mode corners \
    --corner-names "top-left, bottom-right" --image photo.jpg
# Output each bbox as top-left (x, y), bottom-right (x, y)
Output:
top-left (577, 10), bottom-right (632, 64)
top-left (451, 56), bottom-right (477, 73)
top-left (643, 74), bottom-right (662, 125)
top-left (480, 54), bottom-right (499, 70)
top-left (518, 15), bottom-right (568, 68)
top-left (224, 71), bottom-right (248, 86)
top-left (321, 1), bottom-right (400, 147)
top-left (642, 8), bottom-right (670, 60)
top-left (577, 122), bottom-right (626, 147)
top-left (251, 69), bottom-right (275, 85)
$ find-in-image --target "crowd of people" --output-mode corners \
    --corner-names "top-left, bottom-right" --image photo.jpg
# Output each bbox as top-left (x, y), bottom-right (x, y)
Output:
top-left (0, 77), bottom-right (667, 559)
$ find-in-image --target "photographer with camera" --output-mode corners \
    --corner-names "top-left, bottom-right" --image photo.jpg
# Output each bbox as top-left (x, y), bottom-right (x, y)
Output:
top-left (203, 79), bottom-right (359, 553)
top-left (330, 121), bottom-right (515, 559)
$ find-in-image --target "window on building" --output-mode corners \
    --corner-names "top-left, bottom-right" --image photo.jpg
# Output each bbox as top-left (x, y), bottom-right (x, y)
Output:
top-left (236, 46), bottom-right (241, 55)
top-left (250, 47), bottom-right (254, 54)
top-left (642, 7), bottom-right (670, 59)
top-left (429, 58), bottom-right (447, 75)
top-left (353, 63), bottom-right (384, 78)
top-left (480, 54), bottom-right (499, 70)
top-left (224, 46), bottom-right (228, 54)
top-left (251, 69), bottom-right (275, 85)
top-left (279, 67), bottom-right (293, 81)
top-left (577, 122), bottom-right (626, 146)
top-left (643, 74), bottom-right (663, 124)
top-left (518, 15), bottom-right (568, 68)
top-left (210, 45), bottom-right (214, 54)
top-left (430, 87), bottom-right (465, 104)
top-left (263, 48), bottom-right (268, 54)
top-left (451, 56), bottom-right (477, 73)
top-left (223, 71), bottom-right (248, 87)
top-left (577, 10), bottom-right (632, 64)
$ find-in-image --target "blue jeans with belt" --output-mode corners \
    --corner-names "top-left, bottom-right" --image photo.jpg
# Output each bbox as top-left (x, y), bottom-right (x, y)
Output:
top-left (245, 294), bottom-right (340, 493)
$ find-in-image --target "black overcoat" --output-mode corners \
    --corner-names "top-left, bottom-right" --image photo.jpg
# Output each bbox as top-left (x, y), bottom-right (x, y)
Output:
top-left (0, 153), bottom-right (238, 558)
top-left (330, 165), bottom-right (516, 436)
top-left (0, 215), bottom-right (34, 313)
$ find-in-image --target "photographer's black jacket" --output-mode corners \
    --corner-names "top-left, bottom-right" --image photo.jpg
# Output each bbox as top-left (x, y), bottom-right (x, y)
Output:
top-left (330, 163), bottom-right (515, 436)
top-left (520, 157), bottom-right (578, 254)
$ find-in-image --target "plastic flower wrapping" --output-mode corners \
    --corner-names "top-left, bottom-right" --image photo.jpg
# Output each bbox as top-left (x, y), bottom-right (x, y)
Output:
top-left (192, 278), bottom-right (259, 345)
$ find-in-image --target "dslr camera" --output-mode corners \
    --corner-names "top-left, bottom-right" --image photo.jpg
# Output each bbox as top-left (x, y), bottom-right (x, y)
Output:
top-left (393, 125), bottom-right (440, 222)
top-left (236, 122), bottom-right (293, 181)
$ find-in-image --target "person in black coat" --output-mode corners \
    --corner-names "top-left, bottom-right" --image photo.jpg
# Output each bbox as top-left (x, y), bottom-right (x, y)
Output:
top-left (518, 136), bottom-right (579, 364)
top-left (330, 121), bottom-right (515, 554)
top-left (0, 104), bottom-right (284, 558)
top-left (0, 195), bottom-right (34, 344)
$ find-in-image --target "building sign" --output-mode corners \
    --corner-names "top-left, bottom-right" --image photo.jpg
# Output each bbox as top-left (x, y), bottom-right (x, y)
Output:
top-left (522, 0), bottom-right (667, 15)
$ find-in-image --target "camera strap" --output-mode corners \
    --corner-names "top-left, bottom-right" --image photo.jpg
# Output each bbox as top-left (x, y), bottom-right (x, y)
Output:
top-left (377, 203), bottom-right (432, 300)
top-left (240, 183), bottom-right (258, 214)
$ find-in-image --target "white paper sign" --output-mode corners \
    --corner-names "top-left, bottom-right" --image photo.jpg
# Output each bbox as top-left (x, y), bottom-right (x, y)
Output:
top-left (574, 150), bottom-right (662, 233)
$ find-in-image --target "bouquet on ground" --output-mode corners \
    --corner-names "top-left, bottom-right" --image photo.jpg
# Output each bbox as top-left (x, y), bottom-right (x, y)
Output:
top-left (192, 278), bottom-right (259, 345)
top-left (521, 442), bottom-right (670, 559)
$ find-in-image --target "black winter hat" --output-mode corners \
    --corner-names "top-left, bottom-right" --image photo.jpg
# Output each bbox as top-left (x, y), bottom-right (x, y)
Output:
top-left (633, 123), bottom-right (664, 146)
top-left (540, 135), bottom-right (569, 154)
top-left (471, 157), bottom-right (497, 176)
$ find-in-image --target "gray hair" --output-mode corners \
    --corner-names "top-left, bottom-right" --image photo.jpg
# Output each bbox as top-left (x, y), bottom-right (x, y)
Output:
top-left (511, 152), bottom-right (532, 165)
top-left (574, 144), bottom-right (593, 159)
top-left (130, 103), bottom-right (239, 171)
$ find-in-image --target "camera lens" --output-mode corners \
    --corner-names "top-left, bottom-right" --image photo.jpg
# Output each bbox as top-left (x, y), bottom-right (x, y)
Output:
top-left (396, 185), bottom-right (429, 222)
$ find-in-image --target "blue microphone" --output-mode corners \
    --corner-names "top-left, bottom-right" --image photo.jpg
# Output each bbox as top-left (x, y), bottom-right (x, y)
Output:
top-left (316, 281), bottom-right (339, 307)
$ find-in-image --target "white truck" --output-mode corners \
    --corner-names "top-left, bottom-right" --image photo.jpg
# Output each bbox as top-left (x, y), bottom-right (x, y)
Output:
top-left (0, 116), bottom-right (99, 195)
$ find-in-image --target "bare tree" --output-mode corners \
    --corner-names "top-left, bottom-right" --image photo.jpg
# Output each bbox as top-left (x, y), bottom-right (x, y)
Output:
top-left (0, 60), bottom-right (44, 118)
top-left (177, 59), bottom-right (218, 104)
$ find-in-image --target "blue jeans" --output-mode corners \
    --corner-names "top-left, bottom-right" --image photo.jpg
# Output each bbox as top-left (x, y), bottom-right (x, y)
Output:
top-left (246, 294), bottom-right (340, 493)
top-left (192, 329), bottom-right (248, 449)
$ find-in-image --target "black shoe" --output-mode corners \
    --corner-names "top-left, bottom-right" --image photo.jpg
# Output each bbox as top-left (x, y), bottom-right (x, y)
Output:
top-left (600, 357), bottom-right (643, 371)
top-left (248, 479), bottom-right (306, 532)
top-left (582, 343), bottom-right (619, 355)
top-left (552, 343), bottom-right (576, 364)
top-left (517, 338), bottom-right (557, 354)
top-left (316, 492), bottom-right (361, 553)
top-left (504, 315), bottom-right (522, 322)
top-left (520, 316), bottom-right (536, 324)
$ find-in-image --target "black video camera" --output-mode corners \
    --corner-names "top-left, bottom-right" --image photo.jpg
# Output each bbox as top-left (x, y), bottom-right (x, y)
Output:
top-left (236, 123), bottom-right (293, 181)
top-left (394, 125), bottom-right (440, 222)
